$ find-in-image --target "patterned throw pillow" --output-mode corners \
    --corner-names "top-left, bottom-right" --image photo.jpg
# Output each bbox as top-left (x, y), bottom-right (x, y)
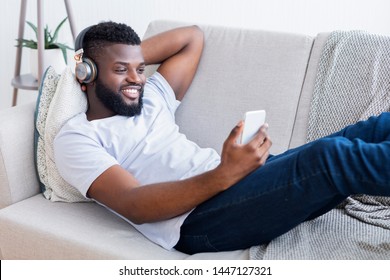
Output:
top-left (34, 66), bottom-right (89, 202)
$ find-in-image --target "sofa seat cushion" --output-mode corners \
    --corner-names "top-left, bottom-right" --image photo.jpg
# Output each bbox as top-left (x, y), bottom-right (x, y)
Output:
top-left (0, 195), bottom-right (248, 259)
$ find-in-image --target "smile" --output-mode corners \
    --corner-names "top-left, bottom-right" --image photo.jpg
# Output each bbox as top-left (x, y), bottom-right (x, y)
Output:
top-left (121, 87), bottom-right (140, 101)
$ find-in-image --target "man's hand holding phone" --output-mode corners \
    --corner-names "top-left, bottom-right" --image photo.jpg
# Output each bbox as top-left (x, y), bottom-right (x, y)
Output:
top-left (217, 110), bottom-right (271, 188)
top-left (240, 110), bottom-right (267, 144)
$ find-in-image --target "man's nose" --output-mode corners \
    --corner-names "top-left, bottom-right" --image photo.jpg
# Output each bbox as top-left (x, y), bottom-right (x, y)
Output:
top-left (127, 70), bottom-right (142, 84)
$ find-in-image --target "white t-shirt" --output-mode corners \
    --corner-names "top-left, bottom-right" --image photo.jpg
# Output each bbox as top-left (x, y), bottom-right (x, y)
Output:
top-left (54, 72), bottom-right (221, 249)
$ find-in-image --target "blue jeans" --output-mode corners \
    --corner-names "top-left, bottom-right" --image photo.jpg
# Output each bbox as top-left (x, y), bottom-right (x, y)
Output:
top-left (175, 113), bottom-right (390, 254)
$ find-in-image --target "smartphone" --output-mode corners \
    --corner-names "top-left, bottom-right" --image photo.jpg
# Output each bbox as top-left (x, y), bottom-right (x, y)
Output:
top-left (240, 110), bottom-right (266, 144)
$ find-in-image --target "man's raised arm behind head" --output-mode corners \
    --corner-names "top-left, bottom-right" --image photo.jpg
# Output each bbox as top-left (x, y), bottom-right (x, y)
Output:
top-left (141, 26), bottom-right (204, 101)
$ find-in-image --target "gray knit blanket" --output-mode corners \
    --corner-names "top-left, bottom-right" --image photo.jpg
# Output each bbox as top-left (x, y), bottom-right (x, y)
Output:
top-left (250, 31), bottom-right (390, 260)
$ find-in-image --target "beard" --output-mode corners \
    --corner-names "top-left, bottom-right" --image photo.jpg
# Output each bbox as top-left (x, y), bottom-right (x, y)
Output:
top-left (95, 80), bottom-right (144, 117)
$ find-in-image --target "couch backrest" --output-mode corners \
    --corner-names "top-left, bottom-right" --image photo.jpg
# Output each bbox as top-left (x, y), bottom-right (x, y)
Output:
top-left (144, 20), bottom-right (314, 155)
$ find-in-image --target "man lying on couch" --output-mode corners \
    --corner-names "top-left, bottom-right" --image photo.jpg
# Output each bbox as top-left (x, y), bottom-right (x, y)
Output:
top-left (54, 21), bottom-right (390, 254)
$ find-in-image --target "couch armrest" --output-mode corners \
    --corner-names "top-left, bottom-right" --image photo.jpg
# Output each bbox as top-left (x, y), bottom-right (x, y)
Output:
top-left (0, 102), bottom-right (40, 209)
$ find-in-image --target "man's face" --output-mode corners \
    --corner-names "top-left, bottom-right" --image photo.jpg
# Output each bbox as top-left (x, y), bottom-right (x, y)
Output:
top-left (94, 44), bottom-right (146, 117)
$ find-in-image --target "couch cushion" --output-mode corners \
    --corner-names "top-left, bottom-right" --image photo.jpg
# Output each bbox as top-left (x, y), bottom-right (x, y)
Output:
top-left (0, 195), bottom-right (184, 259)
top-left (144, 20), bottom-right (314, 155)
top-left (35, 66), bottom-right (88, 202)
top-left (34, 67), bottom-right (60, 194)
top-left (0, 194), bottom-right (248, 259)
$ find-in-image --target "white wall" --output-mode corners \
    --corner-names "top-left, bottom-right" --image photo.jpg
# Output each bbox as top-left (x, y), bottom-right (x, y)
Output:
top-left (1, 0), bottom-right (390, 110)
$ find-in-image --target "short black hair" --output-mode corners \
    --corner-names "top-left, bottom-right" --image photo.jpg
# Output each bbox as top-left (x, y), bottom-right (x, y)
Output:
top-left (83, 21), bottom-right (141, 60)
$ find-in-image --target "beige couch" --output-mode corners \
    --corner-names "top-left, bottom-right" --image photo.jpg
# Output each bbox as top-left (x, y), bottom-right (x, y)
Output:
top-left (1, 20), bottom-right (381, 259)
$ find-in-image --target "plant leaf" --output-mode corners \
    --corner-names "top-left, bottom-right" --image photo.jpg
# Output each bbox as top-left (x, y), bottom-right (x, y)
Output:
top-left (15, 39), bottom-right (37, 49)
top-left (51, 17), bottom-right (68, 45)
top-left (17, 17), bottom-right (72, 51)
top-left (44, 25), bottom-right (51, 48)
top-left (51, 43), bottom-right (69, 64)
top-left (54, 42), bottom-right (73, 50)
top-left (26, 21), bottom-right (38, 40)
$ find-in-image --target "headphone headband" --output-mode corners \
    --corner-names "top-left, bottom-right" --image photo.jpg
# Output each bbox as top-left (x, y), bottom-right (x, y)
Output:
top-left (74, 25), bottom-right (97, 84)
top-left (74, 26), bottom-right (92, 53)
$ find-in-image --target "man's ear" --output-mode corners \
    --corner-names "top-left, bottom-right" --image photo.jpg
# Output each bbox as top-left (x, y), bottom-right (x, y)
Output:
top-left (78, 80), bottom-right (95, 93)
top-left (81, 84), bottom-right (87, 92)
top-left (76, 77), bottom-right (87, 93)
top-left (84, 81), bottom-right (96, 93)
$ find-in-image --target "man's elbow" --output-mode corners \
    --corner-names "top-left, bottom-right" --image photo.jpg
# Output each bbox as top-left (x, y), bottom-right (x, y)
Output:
top-left (191, 25), bottom-right (204, 46)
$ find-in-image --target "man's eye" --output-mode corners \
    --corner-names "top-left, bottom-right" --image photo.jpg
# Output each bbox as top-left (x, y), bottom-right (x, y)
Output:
top-left (138, 68), bottom-right (145, 74)
top-left (116, 68), bottom-right (127, 73)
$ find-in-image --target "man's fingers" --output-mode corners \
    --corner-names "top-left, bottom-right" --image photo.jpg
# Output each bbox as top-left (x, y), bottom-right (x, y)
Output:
top-left (226, 121), bottom-right (244, 145)
top-left (249, 123), bottom-right (269, 146)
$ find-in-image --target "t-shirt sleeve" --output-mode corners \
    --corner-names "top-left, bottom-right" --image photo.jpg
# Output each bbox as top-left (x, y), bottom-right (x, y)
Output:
top-left (146, 72), bottom-right (181, 117)
top-left (54, 127), bottom-right (118, 198)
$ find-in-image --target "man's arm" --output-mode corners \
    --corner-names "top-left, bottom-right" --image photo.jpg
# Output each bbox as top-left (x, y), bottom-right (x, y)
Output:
top-left (88, 122), bottom-right (271, 224)
top-left (141, 25), bottom-right (204, 101)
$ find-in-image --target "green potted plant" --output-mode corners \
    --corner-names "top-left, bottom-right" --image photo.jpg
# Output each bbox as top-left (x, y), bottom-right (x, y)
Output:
top-left (16, 17), bottom-right (73, 79)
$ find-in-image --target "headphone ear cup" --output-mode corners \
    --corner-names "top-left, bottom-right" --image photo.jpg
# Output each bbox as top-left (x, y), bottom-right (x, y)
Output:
top-left (75, 57), bottom-right (98, 84)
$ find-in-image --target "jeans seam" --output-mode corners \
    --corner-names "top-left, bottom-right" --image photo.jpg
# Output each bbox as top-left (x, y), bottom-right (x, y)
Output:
top-left (181, 234), bottom-right (220, 252)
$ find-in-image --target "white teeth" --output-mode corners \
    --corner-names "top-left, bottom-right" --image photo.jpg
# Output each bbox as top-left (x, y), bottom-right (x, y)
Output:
top-left (121, 88), bottom-right (139, 100)
top-left (122, 89), bottom-right (138, 94)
